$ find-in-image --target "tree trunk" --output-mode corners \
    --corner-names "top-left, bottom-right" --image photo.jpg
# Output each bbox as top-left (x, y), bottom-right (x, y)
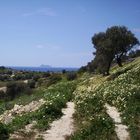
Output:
top-left (116, 57), bottom-right (122, 67)
top-left (106, 60), bottom-right (112, 75)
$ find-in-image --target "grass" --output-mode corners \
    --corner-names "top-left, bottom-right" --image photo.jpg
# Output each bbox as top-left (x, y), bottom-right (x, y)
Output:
top-left (1, 58), bottom-right (140, 139)
top-left (70, 75), bottom-right (118, 140)
top-left (0, 88), bottom-right (45, 115)
top-left (70, 57), bottom-right (140, 140)
top-left (7, 81), bottom-right (77, 134)
top-left (0, 81), bottom-right (7, 87)
top-left (100, 57), bottom-right (140, 140)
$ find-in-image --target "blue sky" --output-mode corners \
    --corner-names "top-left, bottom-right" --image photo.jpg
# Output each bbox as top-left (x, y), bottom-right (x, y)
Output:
top-left (0, 0), bottom-right (140, 67)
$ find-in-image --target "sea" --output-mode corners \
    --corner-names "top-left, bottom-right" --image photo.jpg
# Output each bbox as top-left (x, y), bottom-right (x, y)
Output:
top-left (8, 66), bottom-right (79, 72)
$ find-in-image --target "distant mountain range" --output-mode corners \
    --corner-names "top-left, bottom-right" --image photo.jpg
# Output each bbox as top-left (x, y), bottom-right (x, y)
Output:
top-left (40, 65), bottom-right (52, 68)
top-left (8, 66), bottom-right (79, 72)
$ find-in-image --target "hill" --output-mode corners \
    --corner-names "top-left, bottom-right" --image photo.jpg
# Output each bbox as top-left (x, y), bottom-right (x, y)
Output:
top-left (71, 57), bottom-right (140, 140)
top-left (0, 57), bottom-right (139, 140)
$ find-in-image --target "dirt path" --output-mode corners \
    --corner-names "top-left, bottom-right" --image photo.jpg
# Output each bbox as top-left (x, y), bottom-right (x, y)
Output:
top-left (0, 99), bottom-right (46, 124)
top-left (105, 104), bottom-right (130, 140)
top-left (36, 102), bottom-right (75, 140)
top-left (10, 102), bottom-right (75, 140)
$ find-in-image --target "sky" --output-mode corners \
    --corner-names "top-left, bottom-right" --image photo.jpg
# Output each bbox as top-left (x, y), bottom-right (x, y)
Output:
top-left (0, 0), bottom-right (140, 67)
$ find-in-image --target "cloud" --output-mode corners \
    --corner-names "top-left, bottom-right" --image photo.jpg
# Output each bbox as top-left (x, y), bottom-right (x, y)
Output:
top-left (23, 8), bottom-right (56, 17)
top-left (133, 28), bottom-right (140, 33)
top-left (35, 44), bottom-right (61, 50)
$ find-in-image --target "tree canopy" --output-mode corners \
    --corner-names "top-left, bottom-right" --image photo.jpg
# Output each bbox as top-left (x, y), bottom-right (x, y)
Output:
top-left (90, 26), bottom-right (139, 75)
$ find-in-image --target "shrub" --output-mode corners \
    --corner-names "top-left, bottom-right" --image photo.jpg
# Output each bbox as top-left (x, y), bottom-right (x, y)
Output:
top-left (33, 75), bottom-right (40, 82)
top-left (107, 67), bottom-right (132, 80)
top-left (6, 82), bottom-right (29, 100)
top-left (0, 91), bottom-right (5, 100)
top-left (42, 72), bottom-right (51, 78)
top-left (28, 80), bottom-right (36, 88)
top-left (62, 69), bottom-right (66, 74)
top-left (46, 74), bottom-right (62, 86)
top-left (13, 74), bottom-right (25, 80)
top-left (0, 123), bottom-right (9, 140)
top-left (78, 66), bottom-right (87, 73)
top-left (66, 72), bottom-right (77, 81)
top-left (0, 75), bottom-right (9, 81)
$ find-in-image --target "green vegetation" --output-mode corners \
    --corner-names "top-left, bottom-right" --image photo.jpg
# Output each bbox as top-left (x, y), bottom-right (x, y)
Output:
top-left (6, 82), bottom-right (31, 100)
top-left (7, 81), bottom-right (77, 133)
top-left (66, 72), bottom-right (77, 81)
top-left (0, 58), bottom-right (139, 139)
top-left (70, 74), bottom-right (118, 139)
top-left (100, 58), bottom-right (140, 140)
top-left (0, 67), bottom-right (12, 82)
top-left (71, 57), bottom-right (140, 140)
top-left (0, 27), bottom-right (140, 139)
top-left (0, 71), bottom-right (68, 115)
top-left (85, 26), bottom-right (139, 75)
top-left (0, 88), bottom-right (45, 115)
top-left (0, 123), bottom-right (9, 140)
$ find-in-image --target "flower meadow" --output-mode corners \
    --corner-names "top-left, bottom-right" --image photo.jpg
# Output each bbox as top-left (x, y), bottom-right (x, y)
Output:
top-left (71, 76), bottom-right (118, 140)
top-left (1, 58), bottom-right (140, 139)
top-left (71, 57), bottom-right (140, 140)
top-left (100, 59), bottom-right (140, 140)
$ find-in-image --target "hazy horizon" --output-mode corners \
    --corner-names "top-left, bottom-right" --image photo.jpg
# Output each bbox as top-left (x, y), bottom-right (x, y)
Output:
top-left (6, 65), bottom-right (79, 68)
top-left (0, 0), bottom-right (140, 67)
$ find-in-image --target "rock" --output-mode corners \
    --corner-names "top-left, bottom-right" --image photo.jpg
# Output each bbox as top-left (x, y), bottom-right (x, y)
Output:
top-left (0, 99), bottom-right (46, 124)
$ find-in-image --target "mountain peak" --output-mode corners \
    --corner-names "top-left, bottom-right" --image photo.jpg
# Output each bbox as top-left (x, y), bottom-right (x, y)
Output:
top-left (40, 64), bottom-right (52, 68)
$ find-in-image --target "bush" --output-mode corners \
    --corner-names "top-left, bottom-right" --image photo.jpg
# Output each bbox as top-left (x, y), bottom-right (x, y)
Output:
top-left (78, 66), bottom-right (87, 73)
top-left (6, 82), bottom-right (29, 100)
top-left (107, 67), bottom-right (132, 81)
top-left (0, 91), bottom-right (5, 100)
top-left (0, 75), bottom-right (10, 81)
top-left (66, 72), bottom-right (77, 81)
top-left (42, 72), bottom-right (51, 78)
top-left (62, 69), bottom-right (66, 74)
top-left (28, 80), bottom-right (36, 88)
top-left (46, 74), bottom-right (62, 86)
top-left (33, 75), bottom-right (41, 82)
top-left (37, 74), bottom-right (62, 87)
top-left (0, 123), bottom-right (9, 140)
top-left (13, 73), bottom-right (25, 80)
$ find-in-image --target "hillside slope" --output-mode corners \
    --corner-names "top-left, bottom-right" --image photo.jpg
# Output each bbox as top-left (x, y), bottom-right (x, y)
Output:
top-left (0, 58), bottom-right (139, 140)
top-left (71, 57), bottom-right (140, 140)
